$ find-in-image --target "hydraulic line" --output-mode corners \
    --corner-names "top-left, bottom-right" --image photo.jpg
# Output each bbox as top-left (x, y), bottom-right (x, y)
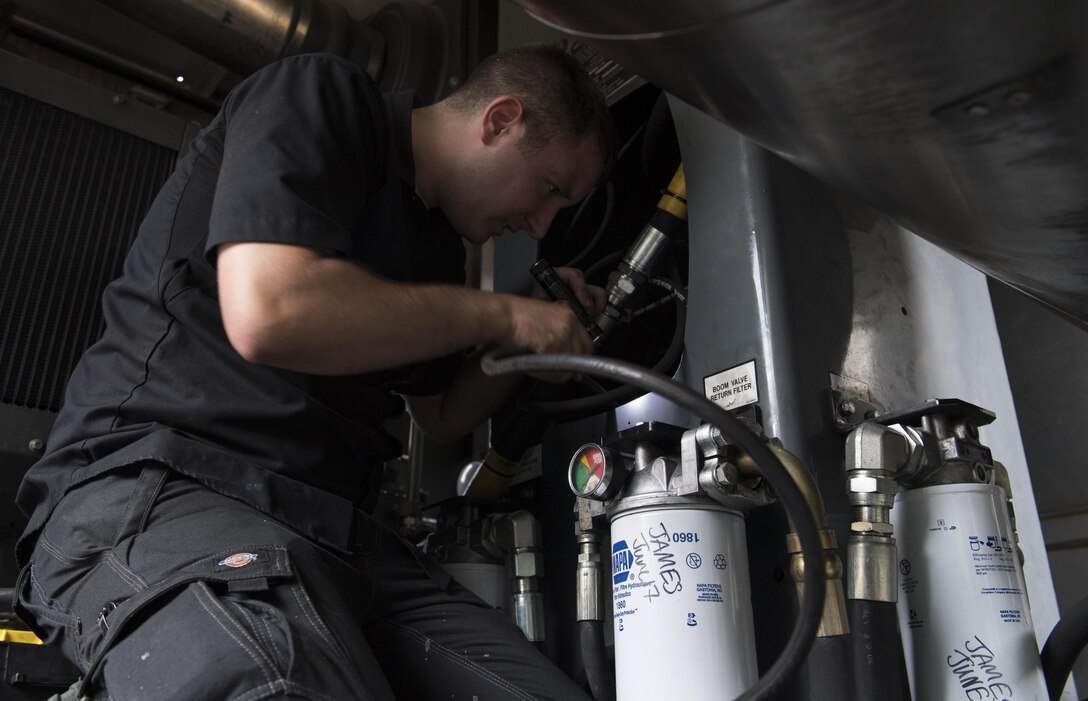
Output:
top-left (847, 598), bottom-right (907, 701)
top-left (518, 277), bottom-right (685, 415)
top-left (579, 620), bottom-right (615, 701)
top-left (470, 166), bottom-right (687, 495)
top-left (1040, 595), bottom-right (1088, 700)
top-left (807, 634), bottom-right (855, 701)
top-left (481, 351), bottom-right (826, 701)
top-left (575, 530), bottom-right (614, 701)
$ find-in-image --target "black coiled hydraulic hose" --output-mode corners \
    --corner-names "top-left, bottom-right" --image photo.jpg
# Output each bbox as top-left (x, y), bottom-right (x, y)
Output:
top-left (847, 599), bottom-right (905, 701)
top-left (579, 620), bottom-right (615, 701)
top-left (481, 352), bottom-right (827, 701)
top-left (1041, 595), bottom-right (1088, 700)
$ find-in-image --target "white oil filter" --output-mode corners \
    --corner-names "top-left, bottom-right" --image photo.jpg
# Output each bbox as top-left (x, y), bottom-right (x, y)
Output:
top-left (893, 483), bottom-right (1046, 700)
top-left (611, 505), bottom-right (757, 700)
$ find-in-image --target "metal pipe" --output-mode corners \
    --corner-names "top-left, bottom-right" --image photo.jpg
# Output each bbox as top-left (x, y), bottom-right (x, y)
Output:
top-left (771, 444), bottom-right (851, 639)
top-left (7, 13), bottom-right (220, 112)
top-left (96, 0), bottom-right (383, 78)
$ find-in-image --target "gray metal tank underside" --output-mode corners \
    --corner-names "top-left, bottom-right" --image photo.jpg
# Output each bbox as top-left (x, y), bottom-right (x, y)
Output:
top-left (514, 0), bottom-right (1088, 328)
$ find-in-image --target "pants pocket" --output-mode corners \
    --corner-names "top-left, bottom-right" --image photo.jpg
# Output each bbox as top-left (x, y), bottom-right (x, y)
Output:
top-left (13, 562), bottom-right (83, 668)
top-left (23, 463), bottom-right (171, 670)
top-left (92, 552), bottom-right (360, 700)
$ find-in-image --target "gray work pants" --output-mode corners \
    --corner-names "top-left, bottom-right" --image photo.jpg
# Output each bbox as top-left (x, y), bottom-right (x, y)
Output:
top-left (16, 462), bottom-right (588, 700)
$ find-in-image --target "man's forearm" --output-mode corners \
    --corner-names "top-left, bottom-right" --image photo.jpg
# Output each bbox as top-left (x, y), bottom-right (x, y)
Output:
top-left (219, 242), bottom-right (527, 376)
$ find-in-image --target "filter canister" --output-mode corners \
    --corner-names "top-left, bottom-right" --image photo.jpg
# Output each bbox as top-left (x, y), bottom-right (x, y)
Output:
top-left (893, 483), bottom-right (1046, 701)
top-left (610, 505), bottom-right (757, 700)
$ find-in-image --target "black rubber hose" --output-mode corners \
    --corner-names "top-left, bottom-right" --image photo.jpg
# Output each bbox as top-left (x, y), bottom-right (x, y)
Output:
top-left (847, 599), bottom-right (906, 701)
top-left (564, 181), bottom-right (616, 270)
top-left (481, 352), bottom-right (826, 701)
top-left (808, 634), bottom-right (856, 701)
top-left (519, 286), bottom-right (686, 415)
top-left (579, 620), bottom-right (615, 701)
top-left (1041, 595), bottom-right (1088, 700)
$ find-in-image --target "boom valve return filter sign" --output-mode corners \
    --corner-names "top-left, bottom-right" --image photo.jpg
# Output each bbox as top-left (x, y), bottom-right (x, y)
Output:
top-left (703, 359), bottom-right (758, 410)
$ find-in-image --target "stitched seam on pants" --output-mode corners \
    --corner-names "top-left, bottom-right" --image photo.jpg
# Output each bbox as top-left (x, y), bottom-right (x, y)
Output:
top-left (232, 604), bottom-right (270, 662)
top-left (111, 468), bottom-right (150, 545)
top-left (27, 572), bottom-right (76, 627)
top-left (133, 469), bottom-right (169, 536)
top-left (230, 679), bottom-right (286, 701)
top-left (375, 620), bottom-right (536, 701)
top-left (235, 603), bottom-right (285, 672)
top-left (289, 583), bottom-right (351, 666)
top-left (193, 584), bottom-right (279, 688)
top-left (231, 679), bottom-right (347, 701)
top-left (38, 534), bottom-right (80, 565)
top-left (259, 612), bottom-right (287, 671)
top-left (104, 554), bottom-right (147, 592)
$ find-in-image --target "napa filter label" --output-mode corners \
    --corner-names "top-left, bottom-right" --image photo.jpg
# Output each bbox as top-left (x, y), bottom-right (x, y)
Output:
top-left (609, 510), bottom-right (758, 699)
top-left (703, 360), bottom-right (758, 410)
top-left (612, 516), bottom-right (735, 631)
top-left (613, 540), bottom-right (633, 585)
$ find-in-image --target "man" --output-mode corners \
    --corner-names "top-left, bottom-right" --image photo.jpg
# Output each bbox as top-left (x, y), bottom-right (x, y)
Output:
top-left (15, 44), bottom-right (616, 700)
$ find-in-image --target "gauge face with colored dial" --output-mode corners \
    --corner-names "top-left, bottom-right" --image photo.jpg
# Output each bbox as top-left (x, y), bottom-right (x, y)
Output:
top-left (570, 444), bottom-right (608, 497)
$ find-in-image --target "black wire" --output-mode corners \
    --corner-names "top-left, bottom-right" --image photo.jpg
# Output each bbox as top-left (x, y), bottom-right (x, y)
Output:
top-left (559, 125), bottom-right (643, 268)
top-left (1041, 595), bottom-right (1088, 700)
top-left (579, 620), bottom-right (615, 701)
top-left (585, 247), bottom-right (626, 282)
top-left (564, 181), bottom-right (616, 270)
top-left (480, 351), bottom-right (826, 701)
top-left (518, 286), bottom-right (686, 414)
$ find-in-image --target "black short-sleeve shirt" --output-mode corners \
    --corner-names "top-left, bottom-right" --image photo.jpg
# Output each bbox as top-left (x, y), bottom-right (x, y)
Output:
top-left (17, 54), bottom-right (467, 556)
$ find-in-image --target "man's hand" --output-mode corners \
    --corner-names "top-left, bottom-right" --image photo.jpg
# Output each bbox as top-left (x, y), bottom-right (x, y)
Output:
top-left (530, 266), bottom-right (606, 316)
top-left (505, 297), bottom-right (593, 357)
top-left (510, 266), bottom-right (605, 382)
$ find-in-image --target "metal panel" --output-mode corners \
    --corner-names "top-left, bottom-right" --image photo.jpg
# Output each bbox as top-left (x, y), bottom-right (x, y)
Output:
top-left (609, 96), bottom-right (1069, 694)
top-left (0, 49), bottom-right (188, 585)
top-left (511, 0), bottom-right (1088, 329)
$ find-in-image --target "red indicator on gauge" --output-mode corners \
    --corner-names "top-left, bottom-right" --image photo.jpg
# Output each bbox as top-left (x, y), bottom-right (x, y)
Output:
top-left (568, 443), bottom-right (624, 500)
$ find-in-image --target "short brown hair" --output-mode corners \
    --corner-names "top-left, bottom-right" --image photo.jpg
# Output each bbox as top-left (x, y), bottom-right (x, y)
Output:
top-left (445, 44), bottom-right (617, 179)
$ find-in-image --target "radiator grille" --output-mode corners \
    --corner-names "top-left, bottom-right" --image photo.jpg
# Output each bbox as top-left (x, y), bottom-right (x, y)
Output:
top-left (0, 87), bottom-right (177, 412)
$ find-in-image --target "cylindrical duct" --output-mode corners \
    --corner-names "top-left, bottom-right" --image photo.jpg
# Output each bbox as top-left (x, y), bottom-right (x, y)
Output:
top-left (97, 0), bottom-right (384, 79)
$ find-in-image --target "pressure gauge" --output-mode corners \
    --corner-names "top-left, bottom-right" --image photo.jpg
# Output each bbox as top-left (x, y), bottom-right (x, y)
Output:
top-left (568, 443), bottom-right (625, 501)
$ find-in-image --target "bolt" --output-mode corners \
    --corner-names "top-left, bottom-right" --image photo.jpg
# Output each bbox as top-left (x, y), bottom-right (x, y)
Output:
top-left (448, 76), bottom-right (460, 89)
top-left (973, 463), bottom-right (989, 483)
top-left (965, 102), bottom-right (990, 117)
top-left (849, 476), bottom-right (880, 494)
top-left (1006, 90), bottom-right (1031, 107)
top-left (27, 438), bottom-right (45, 453)
top-left (713, 462), bottom-right (739, 487)
top-left (112, 94), bottom-right (127, 105)
top-left (838, 401), bottom-right (856, 417)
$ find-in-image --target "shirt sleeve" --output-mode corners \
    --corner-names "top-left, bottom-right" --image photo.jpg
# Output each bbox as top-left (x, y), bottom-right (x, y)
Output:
top-left (207, 54), bottom-right (385, 257)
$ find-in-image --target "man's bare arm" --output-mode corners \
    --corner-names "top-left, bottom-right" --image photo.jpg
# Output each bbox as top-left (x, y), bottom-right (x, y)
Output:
top-left (216, 241), bottom-right (593, 376)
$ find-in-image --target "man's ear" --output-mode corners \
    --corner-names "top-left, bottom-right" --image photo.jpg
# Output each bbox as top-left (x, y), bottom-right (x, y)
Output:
top-left (480, 96), bottom-right (524, 145)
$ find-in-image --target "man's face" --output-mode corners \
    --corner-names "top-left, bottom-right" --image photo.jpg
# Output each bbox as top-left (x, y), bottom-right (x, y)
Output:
top-left (444, 128), bottom-right (603, 246)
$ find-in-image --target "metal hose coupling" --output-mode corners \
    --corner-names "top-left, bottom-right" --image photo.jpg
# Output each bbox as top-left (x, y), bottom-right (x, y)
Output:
top-left (489, 510), bottom-right (546, 642)
top-left (770, 444), bottom-right (850, 638)
top-left (843, 422), bottom-right (909, 603)
top-left (596, 165), bottom-right (687, 336)
top-left (575, 529), bottom-right (603, 622)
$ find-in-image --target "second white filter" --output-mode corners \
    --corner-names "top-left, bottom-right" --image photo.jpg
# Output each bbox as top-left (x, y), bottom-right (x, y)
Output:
top-left (893, 483), bottom-right (1047, 701)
